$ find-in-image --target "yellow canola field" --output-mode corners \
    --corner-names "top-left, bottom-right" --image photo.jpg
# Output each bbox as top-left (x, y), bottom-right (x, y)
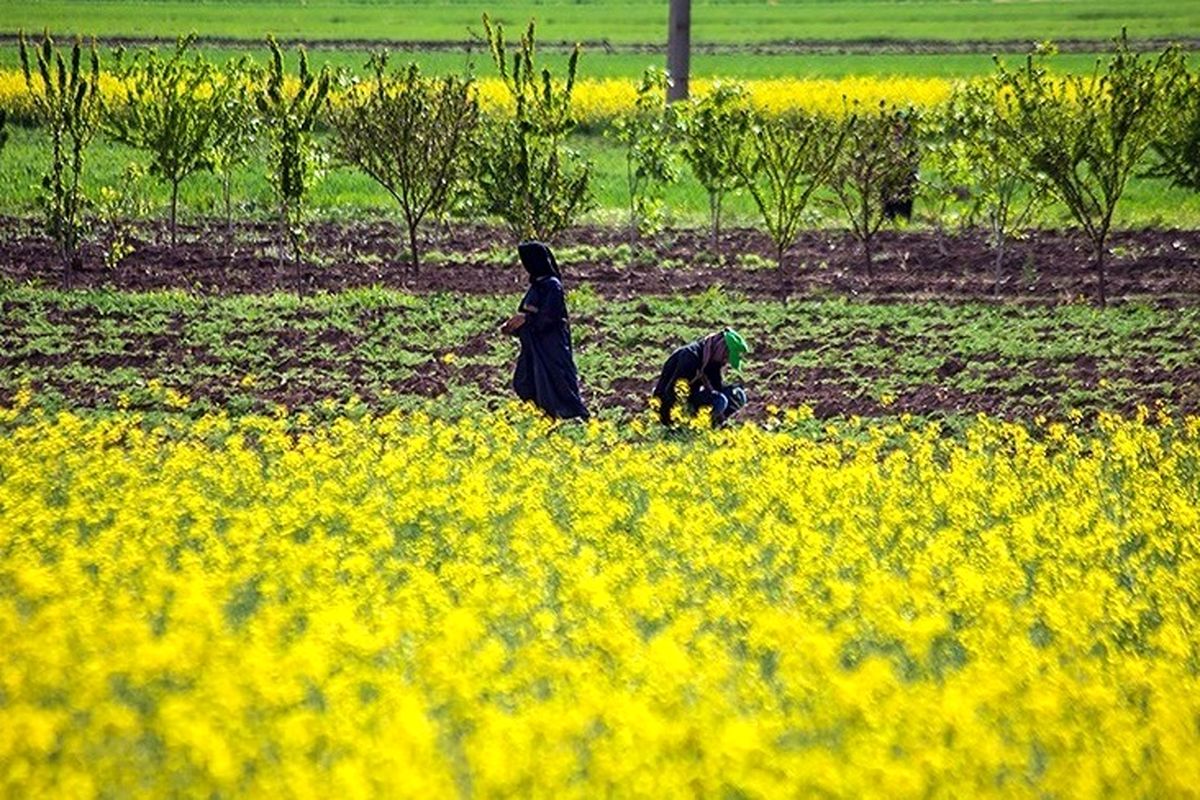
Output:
top-left (0, 68), bottom-right (953, 126)
top-left (2, 405), bottom-right (1199, 798)
top-left (476, 75), bottom-right (956, 121)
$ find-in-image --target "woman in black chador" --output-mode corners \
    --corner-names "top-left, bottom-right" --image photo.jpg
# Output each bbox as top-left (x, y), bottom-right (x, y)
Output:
top-left (500, 241), bottom-right (589, 420)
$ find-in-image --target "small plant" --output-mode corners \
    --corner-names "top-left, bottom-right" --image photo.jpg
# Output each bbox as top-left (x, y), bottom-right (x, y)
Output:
top-left (472, 16), bottom-right (592, 241)
top-left (330, 54), bottom-right (479, 273)
top-left (737, 110), bottom-right (847, 269)
top-left (103, 35), bottom-right (246, 249)
top-left (992, 33), bottom-right (1184, 307)
top-left (607, 67), bottom-right (679, 247)
top-left (95, 162), bottom-right (149, 270)
top-left (0, 109), bottom-right (8, 162)
top-left (19, 30), bottom-right (103, 286)
top-left (677, 82), bottom-right (754, 248)
top-left (254, 36), bottom-right (331, 293)
top-left (827, 101), bottom-right (923, 281)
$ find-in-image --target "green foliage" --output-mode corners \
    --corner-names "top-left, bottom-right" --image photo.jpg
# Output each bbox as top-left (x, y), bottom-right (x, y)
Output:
top-left (992, 33), bottom-right (1184, 306)
top-left (207, 56), bottom-right (260, 254)
top-left (932, 80), bottom-right (1050, 292)
top-left (254, 36), bottom-right (330, 288)
top-left (828, 101), bottom-right (922, 280)
top-left (738, 110), bottom-right (847, 268)
top-left (329, 54), bottom-right (479, 272)
top-left (916, 107), bottom-right (978, 243)
top-left (103, 35), bottom-right (250, 248)
top-left (94, 161), bottom-right (149, 270)
top-left (677, 82), bottom-right (754, 246)
top-left (606, 67), bottom-right (678, 243)
top-left (1148, 65), bottom-right (1200, 193)
top-left (473, 15), bottom-right (593, 242)
top-left (19, 30), bottom-right (102, 285)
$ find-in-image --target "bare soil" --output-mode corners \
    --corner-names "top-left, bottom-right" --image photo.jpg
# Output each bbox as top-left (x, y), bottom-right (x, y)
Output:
top-left (3, 217), bottom-right (1198, 305)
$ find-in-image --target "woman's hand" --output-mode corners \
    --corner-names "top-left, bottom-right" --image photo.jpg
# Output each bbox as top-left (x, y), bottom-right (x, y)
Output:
top-left (500, 313), bottom-right (526, 334)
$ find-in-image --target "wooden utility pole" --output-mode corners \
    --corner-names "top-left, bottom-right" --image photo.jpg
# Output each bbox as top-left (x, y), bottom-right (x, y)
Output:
top-left (667, 0), bottom-right (690, 102)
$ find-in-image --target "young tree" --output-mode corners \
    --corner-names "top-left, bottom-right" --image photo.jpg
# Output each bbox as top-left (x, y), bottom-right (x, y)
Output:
top-left (677, 82), bottom-right (753, 248)
top-left (19, 31), bottom-right (102, 287)
top-left (209, 57), bottom-right (260, 256)
top-left (993, 34), bottom-right (1184, 307)
top-left (915, 110), bottom-right (977, 255)
top-left (606, 67), bottom-right (679, 247)
top-left (473, 16), bottom-right (592, 241)
top-left (827, 101), bottom-right (922, 281)
top-left (329, 54), bottom-right (479, 273)
top-left (736, 110), bottom-right (847, 269)
top-left (103, 36), bottom-right (243, 248)
top-left (254, 37), bottom-right (330, 292)
top-left (0, 110), bottom-right (8, 162)
top-left (936, 80), bottom-right (1050, 293)
top-left (1147, 63), bottom-right (1200, 193)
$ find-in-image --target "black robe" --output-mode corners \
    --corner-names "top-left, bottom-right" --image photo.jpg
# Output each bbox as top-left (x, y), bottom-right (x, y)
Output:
top-left (652, 339), bottom-right (724, 425)
top-left (513, 275), bottom-right (589, 419)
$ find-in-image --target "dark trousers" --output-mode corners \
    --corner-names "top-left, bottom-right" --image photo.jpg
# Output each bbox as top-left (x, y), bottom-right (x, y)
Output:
top-left (688, 386), bottom-right (732, 425)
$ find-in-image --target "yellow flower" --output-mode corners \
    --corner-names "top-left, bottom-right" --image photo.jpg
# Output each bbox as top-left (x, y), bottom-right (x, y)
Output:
top-left (1, 402), bottom-right (1197, 796)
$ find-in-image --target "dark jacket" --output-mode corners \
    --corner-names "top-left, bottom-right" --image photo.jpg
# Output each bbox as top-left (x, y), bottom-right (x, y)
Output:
top-left (652, 339), bottom-right (723, 425)
top-left (512, 243), bottom-right (588, 420)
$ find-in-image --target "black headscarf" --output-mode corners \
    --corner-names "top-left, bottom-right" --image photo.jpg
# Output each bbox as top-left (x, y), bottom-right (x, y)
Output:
top-left (518, 240), bottom-right (561, 282)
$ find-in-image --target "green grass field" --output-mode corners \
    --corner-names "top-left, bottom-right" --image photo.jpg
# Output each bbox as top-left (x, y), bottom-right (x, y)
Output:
top-left (0, 45), bottom-right (1147, 80)
top-left (5, 0), bottom-right (1199, 45)
top-left (3, 126), bottom-right (1199, 229)
top-left (2, 2), bottom-right (1198, 229)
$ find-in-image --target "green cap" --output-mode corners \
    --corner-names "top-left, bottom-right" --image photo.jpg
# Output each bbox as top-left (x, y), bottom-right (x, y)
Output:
top-left (724, 328), bottom-right (749, 369)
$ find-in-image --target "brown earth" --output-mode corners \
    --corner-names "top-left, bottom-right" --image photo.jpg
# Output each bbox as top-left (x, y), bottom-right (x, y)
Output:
top-left (4, 217), bottom-right (1198, 421)
top-left (4, 291), bottom-right (1197, 423)
top-left (3, 217), bottom-right (1199, 304)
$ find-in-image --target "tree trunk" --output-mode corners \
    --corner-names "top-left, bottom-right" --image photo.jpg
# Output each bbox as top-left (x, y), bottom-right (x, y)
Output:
top-left (294, 237), bottom-right (303, 297)
top-left (992, 240), bottom-right (1006, 296)
top-left (1095, 237), bottom-right (1107, 309)
top-left (223, 171), bottom-right (233, 258)
top-left (666, 0), bottom-right (691, 102)
top-left (629, 193), bottom-right (638, 251)
top-left (863, 235), bottom-right (874, 282)
top-left (991, 224), bottom-right (1006, 296)
top-left (710, 190), bottom-right (724, 253)
top-left (708, 191), bottom-right (719, 251)
top-left (933, 218), bottom-right (948, 257)
top-left (277, 207), bottom-right (287, 270)
top-left (408, 220), bottom-right (421, 275)
top-left (61, 242), bottom-right (72, 290)
top-left (170, 180), bottom-right (179, 250)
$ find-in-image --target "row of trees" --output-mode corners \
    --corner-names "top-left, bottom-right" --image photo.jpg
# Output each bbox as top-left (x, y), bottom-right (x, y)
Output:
top-left (16, 21), bottom-right (588, 287)
top-left (616, 34), bottom-right (1194, 307)
top-left (13, 27), bottom-right (1200, 305)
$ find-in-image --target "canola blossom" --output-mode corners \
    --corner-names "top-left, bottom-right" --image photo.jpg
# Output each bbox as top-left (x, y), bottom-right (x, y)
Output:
top-left (2, 401), bottom-right (1199, 797)
top-left (475, 75), bottom-right (955, 122)
top-left (0, 69), bottom-right (953, 126)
